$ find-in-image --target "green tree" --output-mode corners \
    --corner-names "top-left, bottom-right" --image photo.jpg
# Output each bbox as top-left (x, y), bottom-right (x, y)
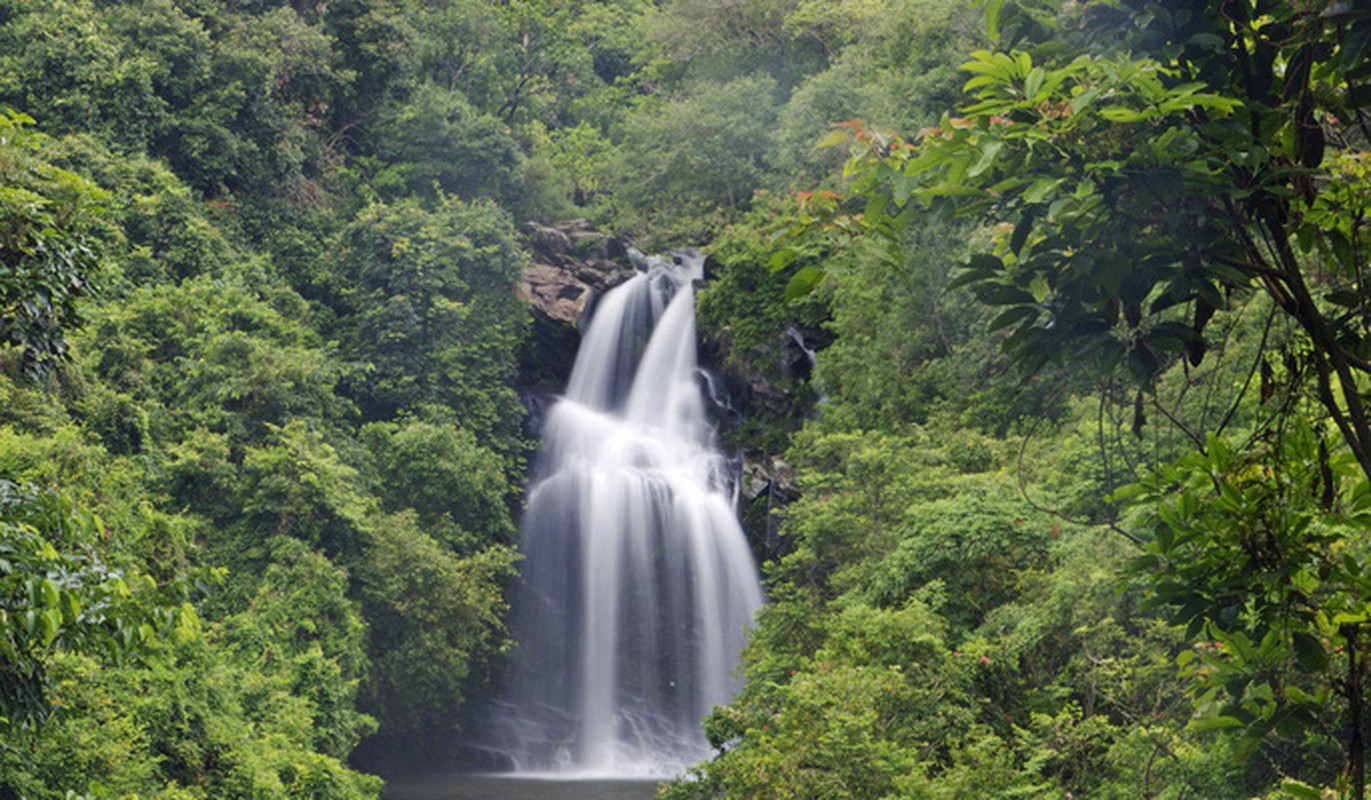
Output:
top-left (371, 82), bottom-right (526, 204)
top-left (611, 75), bottom-right (781, 242)
top-left (0, 481), bottom-right (200, 732)
top-left (0, 111), bottom-right (106, 379)
top-left (221, 539), bottom-right (376, 760)
top-left (361, 416), bottom-right (515, 554)
top-left (358, 512), bottom-right (516, 735)
top-left (331, 196), bottom-right (527, 449)
top-left (0, 0), bottom-right (348, 201)
top-left (823, 0), bottom-right (1371, 474)
top-left (1123, 422), bottom-right (1364, 789)
top-left (645, 0), bottom-right (824, 88)
top-left (802, 0), bottom-right (1371, 791)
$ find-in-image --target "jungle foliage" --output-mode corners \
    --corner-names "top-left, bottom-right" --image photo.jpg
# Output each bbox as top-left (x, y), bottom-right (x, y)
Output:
top-left (675, 0), bottom-right (1371, 798)
top-left (2, 0), bottom-right (1369, 798)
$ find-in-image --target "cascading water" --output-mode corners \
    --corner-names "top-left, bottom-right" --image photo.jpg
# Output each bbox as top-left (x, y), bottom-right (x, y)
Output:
top-left (496, 250), bottom-right (763, 776)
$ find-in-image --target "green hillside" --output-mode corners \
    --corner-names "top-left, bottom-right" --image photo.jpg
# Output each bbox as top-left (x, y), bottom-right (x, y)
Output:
top-left (2, 0), bottom-right (1369, 797)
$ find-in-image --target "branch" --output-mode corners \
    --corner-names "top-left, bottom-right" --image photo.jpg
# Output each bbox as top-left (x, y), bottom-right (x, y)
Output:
top-left (1346, 76), bottom-right (1371, 146)
top-left (1211, 252), bottom-right (1292, 282)
top-left (1220, 198), bottom-right (1297, 312)
top-left (1150, 396), bottom-right (1208, 450)
top-left (1269, 218), bottom-right (1371, 479)
top-left (1014, 388), bottom-right (1146, 548)
top-left (1213, 302), bottom-right (1278, 438)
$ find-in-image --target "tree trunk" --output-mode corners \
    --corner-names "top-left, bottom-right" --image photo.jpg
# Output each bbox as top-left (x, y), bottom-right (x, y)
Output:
top-left (1350, 624), bottom-right (1365, 800)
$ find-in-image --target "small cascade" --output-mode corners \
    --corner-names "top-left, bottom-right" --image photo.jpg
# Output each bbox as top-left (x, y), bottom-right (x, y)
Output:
top-left (496, 250), bottom-right (763, 776)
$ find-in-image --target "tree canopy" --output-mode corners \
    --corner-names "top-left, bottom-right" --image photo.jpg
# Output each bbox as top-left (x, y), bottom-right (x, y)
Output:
top-left (3, 0), bottom-right (1371, 797)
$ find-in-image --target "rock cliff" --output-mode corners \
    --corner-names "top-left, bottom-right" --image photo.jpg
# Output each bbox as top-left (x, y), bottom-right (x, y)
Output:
top-left (518, 220), bottom-right (635, 325)
top-left (515, 220), bottom-right (637, 436)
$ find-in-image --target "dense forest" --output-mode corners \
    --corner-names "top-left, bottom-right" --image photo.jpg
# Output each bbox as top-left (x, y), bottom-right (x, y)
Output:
top-left (2, 0), bottom-right (1369, 797)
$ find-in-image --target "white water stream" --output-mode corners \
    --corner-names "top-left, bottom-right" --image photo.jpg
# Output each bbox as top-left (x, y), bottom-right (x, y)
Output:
top-left (497, 251), bottom-right (763, 776)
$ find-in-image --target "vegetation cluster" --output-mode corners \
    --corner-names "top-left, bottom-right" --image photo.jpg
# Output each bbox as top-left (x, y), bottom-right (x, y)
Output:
top-left (1, 0), bottom-right (1369, 798)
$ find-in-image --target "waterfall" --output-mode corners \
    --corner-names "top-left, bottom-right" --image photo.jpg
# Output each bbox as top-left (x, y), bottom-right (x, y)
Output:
top-left (499, 250), bottom-right (764, 776)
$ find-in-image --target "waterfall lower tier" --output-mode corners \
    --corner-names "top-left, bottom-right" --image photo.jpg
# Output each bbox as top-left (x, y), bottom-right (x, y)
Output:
top-left (494, 251), bottom-right (763, 776)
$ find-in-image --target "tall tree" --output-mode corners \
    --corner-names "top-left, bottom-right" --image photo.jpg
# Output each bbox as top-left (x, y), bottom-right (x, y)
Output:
top-left (0, 112), bottom-right (105, 379)
top-left (797, 0), bottom-right (1371, 791)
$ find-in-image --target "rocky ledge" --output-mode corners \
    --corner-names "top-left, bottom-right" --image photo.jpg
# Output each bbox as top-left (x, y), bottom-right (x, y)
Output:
top-left (515, 220), bottom-right (637, 425)
top-left (519, 220), bottom-right (636, 325)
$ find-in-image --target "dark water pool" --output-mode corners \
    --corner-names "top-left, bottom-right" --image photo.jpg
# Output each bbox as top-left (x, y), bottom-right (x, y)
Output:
top-left (382, 774), bottom-right (662, 800)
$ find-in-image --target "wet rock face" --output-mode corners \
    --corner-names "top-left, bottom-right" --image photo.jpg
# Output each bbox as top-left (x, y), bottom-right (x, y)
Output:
top-left (519, 220), bottom-right (635, 325)
top-left (516, 220), bottom-right (637, 431)
top-left (741, 455), bottom-right (797, 503)
top-left (739, 453), bottom-right (800, 558)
